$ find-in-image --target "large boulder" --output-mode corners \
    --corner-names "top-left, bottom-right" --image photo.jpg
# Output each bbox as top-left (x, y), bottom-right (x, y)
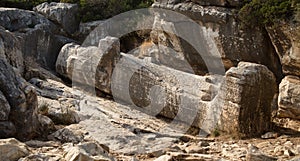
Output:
top-left (34, 2), bottom-right (80, 35)
top-left (0, 8), bottom-right (54, 32)
top-left (266, 21), bottom-right (300, 77)
top-left (0, 59), bottom-right (40, 140)
top-left (277, 76), bottom-right (300, 120)
top-left (0, 8), bottom-right (74, 70)
top-left (217, 62), bottom-right (277, 137)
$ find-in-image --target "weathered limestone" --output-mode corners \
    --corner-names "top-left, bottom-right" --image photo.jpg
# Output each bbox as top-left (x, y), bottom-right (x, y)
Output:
top-left (217, 62), bottom-right (277, 137)
top-left (0, 8), bottom-right (74, 70)
top-left (266, 22), bottom-right (300, 77)
top-left (151, 2), bottom-right (282, 79)
top-left (246, 144), bottom-right (277, 161)
top-left (0, 8), bottom-right (54, 32)
top-left (0, 59), bottom-right (40, 140)
top-left (0, 121), bottom-right (16, 138)
top-left (56, 36), bottom-right (120, 94)
top-left (63, 142), bottom-right (113, 161)
top-left (278, 76), bottom-right (300, 120)
top-left (0, 28), bottom-right (24, 73)
top-left (34, 2), bottom-right (80, 35)
top-left (56, 36), bottom-right (276, 137)
top-left (112, 53), bottom-right (223, 132)
top-left (0, 138), bottom-right (29, 161)
top-left (0, 91), bottom-right (10, 121)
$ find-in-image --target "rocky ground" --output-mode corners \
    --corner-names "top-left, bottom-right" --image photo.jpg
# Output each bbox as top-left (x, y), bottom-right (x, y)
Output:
top-left (0, 77), bottom-right (298, 161)
top-left (0, 0), bottom-right (300, 161)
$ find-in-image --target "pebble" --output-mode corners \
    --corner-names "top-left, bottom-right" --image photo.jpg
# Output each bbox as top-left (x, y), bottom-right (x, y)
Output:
top-left (284, 149), bottom-right (295, 157)
top-left (198, 141), bottom-right (210, 147)
top-left (185, 145), bottom-right (207, 154)
top-left (261, 132), bottom-right (278, 139)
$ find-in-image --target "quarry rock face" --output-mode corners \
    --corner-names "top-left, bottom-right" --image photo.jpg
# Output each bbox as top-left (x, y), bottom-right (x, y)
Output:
top-left (0, 1), bottom-right (299, 160)
top-left (278, 76), bottom-right (300, 120)
top-left (151, 2), bottom-right (282, 79)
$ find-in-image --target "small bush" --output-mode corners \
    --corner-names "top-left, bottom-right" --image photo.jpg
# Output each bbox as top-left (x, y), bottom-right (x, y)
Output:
top-left (238, 0), bottom-right (299, 27)
top-left (38, 101), bottom-right (50, 115)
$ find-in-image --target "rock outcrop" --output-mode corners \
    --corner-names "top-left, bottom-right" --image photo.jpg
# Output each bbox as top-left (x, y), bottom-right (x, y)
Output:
top-left (0, 27), bottom-right (24, 73)
top-left (278, 76), bottom-right (300, 120)
top-left (0, 59), bottom-right (40, 140)
top-left (34, 2), bottom-right (80, 35)
top-left (0, 8), bottom-right (74, 70)
top-left (267, 21), bottom-right (300, 77)
top-left (0, 1), bottom-right (299, 160)
top-left (150, 1), bottom-right (282, 79)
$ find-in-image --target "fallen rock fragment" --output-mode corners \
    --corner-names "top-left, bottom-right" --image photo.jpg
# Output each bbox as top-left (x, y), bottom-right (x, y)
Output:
top-left (246, 144), bottom-right (277, 161)
top-left (63, 142), bottom-right (113, 161)
top-left (0, 138), bottom-right (29, 161)
top-left (278, 76), bottom-right (300, 120)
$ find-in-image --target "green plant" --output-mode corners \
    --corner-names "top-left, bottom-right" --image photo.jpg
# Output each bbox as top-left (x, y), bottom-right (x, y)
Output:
top-left (238, 0), bottom-right (298, 27)
top-left (38, 101), bottom-right (50, 115)
top-left (212, 127), bottom-right (221, 137)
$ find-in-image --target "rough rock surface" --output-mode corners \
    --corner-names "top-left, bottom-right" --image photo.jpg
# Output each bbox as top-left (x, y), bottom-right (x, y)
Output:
top-left (0, 121), bottom-right (16, 138)
top-left (267, 22), bottom-right (300, 77)
top-left (0, 7), bottom-right (74, 70)
top-left (0, 59), bottom-right (40, 140)
top-left (29, 78), bottom-right (80, 125)
top-left (0, 91), bottom-right (10, 121)
top-left (278, 76), bottom-right (300, 120)
top-left (0, 28), bottom-right (24, 73)
top-left (0, 2), bottom-right (300, 161)
top-left (73, 20), bottom-right (104, 42)
top-left (0, 8), bottom-right (54, 32)
top-left (0, 138), bottom-right (29, 161)
top-left (218, 62), bottom-right (277, 137)
top-left (56, 36), bottom-right (121, 94)
top-left (34, 2), bottom-right (79, 35)
top-left (154, 0), bottom-right (243, 7)
top-left (151, 1), bottom-right (282, 79)
top-left (56, 36), bottom-right (277, 137)
top-left (1, 75), bottom-right (297, 161)
top-left (63, 142), bottom-right (113, 161)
